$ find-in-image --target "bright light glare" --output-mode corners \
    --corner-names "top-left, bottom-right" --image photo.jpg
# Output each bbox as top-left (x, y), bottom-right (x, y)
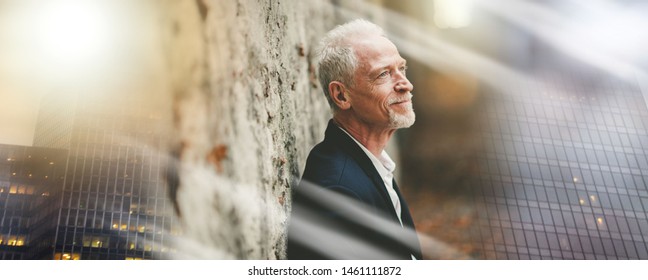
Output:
top-left (33, 0), bottom-right (116, 68)
top-left (1, 0), bottom-right (149, 88)
top-left (578, 11), bottom-right (647, 60)
top-left (433, 0), bottom-right (472, 29)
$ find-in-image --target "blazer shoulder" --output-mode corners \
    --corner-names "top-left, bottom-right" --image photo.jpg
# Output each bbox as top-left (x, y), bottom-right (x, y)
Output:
top-left (302, 142), bottom-right (354, 184)
top-left (302, 141), bottom-right (378, 196)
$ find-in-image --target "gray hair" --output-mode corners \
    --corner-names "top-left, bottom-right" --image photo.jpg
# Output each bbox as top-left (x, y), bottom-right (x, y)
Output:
top-left (317, 19), bottom-right (385, 112)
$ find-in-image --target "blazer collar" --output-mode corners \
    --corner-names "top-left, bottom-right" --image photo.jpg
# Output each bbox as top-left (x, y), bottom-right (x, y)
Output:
top-left (323, 119), bottom-right (398, 221)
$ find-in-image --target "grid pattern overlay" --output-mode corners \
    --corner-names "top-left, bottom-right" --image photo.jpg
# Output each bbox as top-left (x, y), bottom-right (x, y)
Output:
top-left (44, 94), bottom-right (178, 260)
top-left (471, 72), bottom-right (648, 259)
top-left (0, 145), bottom-right (67, 260)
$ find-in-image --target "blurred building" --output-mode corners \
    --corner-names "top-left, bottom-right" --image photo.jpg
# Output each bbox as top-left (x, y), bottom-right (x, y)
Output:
top-left (382, 0), bottom-right (648, 260)
top-left (0, 145), bottom-right (67, 260)
top-left (1, 92), bottom-right (178, 260)
top-left (468, 60), bottom-right (648, 259)
top-left (38, 93), bottom-right (178, 260)
top-left (404, 64), bottom-right (648, 260)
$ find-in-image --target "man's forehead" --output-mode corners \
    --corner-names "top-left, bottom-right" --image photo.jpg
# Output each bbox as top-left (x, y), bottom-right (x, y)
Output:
top-left (351, 37), bottom-right (405, 69)
top-left (350, 35), bottom-right (395, 52)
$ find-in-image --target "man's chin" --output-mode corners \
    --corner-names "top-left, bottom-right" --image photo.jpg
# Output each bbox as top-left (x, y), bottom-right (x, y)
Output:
top-left (389, 112), bottom-right (415, 129)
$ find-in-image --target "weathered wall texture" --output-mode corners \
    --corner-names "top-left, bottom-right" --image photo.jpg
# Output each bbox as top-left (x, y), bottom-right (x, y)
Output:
top-left (162, 0), bottom-right (347, 259)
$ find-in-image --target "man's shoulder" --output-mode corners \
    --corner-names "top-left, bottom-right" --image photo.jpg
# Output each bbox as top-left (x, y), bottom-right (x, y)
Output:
top-left (302, 140), bottom-right (365, 185)
top-left (304, 141), bottom-right (356, 172)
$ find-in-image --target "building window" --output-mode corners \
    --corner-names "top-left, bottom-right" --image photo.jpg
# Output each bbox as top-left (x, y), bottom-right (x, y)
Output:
top-left (54, 253), bottom-right (81, 260)
top-left (82, 236), bottom-right (108, 248)
top-left (129, 203), bottom-right (139, 214)
top-left (9, 186), bottom-right (17, 194)
top-left (6, 236), bottom-right (25, 246)
top-left (125, 257), bottom-right (142, 260)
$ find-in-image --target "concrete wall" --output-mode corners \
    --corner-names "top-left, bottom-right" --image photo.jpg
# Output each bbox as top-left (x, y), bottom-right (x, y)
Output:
top-left (163, 0), bottom-right (338, 259)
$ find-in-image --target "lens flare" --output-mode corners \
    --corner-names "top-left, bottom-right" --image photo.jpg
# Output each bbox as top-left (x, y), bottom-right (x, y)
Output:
top-left (33, 0), bottom-right (115, 68)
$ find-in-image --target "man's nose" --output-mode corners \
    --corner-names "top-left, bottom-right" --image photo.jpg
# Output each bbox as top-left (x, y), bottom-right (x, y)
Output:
top-left (394, 75), bottom-right (413, 93)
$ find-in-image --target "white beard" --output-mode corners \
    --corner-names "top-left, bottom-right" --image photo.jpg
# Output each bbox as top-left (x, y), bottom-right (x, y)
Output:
top-left (388, 102), bottom-right (415, 128)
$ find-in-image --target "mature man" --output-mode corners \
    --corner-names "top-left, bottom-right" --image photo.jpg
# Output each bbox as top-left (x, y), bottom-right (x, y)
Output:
top-left (287, 19), bottom-right (421, 260)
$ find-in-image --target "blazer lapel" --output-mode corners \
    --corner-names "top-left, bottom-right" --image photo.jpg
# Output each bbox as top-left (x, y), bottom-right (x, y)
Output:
top-left (393, 179), bottom-right (423, 259)
top-left (392, 180), bottom-right (414, 228)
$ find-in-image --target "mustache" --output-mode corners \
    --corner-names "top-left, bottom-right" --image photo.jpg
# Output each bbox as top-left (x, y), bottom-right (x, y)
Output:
top-left (388, 93), bottom-right (413, 105)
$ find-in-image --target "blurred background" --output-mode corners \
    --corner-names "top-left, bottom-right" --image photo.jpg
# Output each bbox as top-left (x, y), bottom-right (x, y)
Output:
top-left (0, 0), bottom-right (647, 260)
top-left (381, 0), bottom-right (648, 260)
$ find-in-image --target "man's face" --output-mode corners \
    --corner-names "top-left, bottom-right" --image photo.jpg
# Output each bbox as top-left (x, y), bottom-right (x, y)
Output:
top-left (347, 35), bottom-right (415, 129)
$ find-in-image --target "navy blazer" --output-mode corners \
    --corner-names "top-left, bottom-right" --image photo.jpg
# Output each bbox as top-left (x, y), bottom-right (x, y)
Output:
top-left (287, 120), bottom-right (422, 260)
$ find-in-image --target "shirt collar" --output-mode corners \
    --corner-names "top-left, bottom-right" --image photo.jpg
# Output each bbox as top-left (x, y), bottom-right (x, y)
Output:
top-left (336, 125), bottom-right (396, 177)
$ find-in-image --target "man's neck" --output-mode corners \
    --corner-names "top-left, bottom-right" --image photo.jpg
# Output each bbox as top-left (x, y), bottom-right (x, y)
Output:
top-left (333, 116), bottom-right (395, 158)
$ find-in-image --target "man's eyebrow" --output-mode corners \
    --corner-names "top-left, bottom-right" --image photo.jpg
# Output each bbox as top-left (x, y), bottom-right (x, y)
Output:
top-left (369, 59), bottom-right (407, 76)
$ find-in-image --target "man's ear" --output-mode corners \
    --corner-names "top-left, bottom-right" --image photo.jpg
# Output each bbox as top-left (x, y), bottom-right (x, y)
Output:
top-left (329, 81), bottom-right (351, 110)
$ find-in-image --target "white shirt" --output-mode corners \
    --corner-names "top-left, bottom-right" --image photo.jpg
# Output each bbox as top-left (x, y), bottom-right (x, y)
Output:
top-left (337, 126), bottom-right (403, 225)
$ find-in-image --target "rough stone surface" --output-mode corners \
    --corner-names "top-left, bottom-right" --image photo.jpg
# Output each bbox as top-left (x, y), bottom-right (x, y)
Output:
top-left (162, 0), bottom-right (342, 259)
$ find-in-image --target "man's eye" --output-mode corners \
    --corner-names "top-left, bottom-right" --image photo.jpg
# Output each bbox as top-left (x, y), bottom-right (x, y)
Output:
top-left (377, 71), bottom-right (389, 78)
top-left (400, 66), bottom-right (408, 74)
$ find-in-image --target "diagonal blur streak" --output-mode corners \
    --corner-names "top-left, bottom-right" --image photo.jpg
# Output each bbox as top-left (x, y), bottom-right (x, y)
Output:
top-left (323, 0), bottom-right (542, 95)
top-left (288, 180), bottom-right (469, 260)
top-left (474, 0), bottom-right (648, 82)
